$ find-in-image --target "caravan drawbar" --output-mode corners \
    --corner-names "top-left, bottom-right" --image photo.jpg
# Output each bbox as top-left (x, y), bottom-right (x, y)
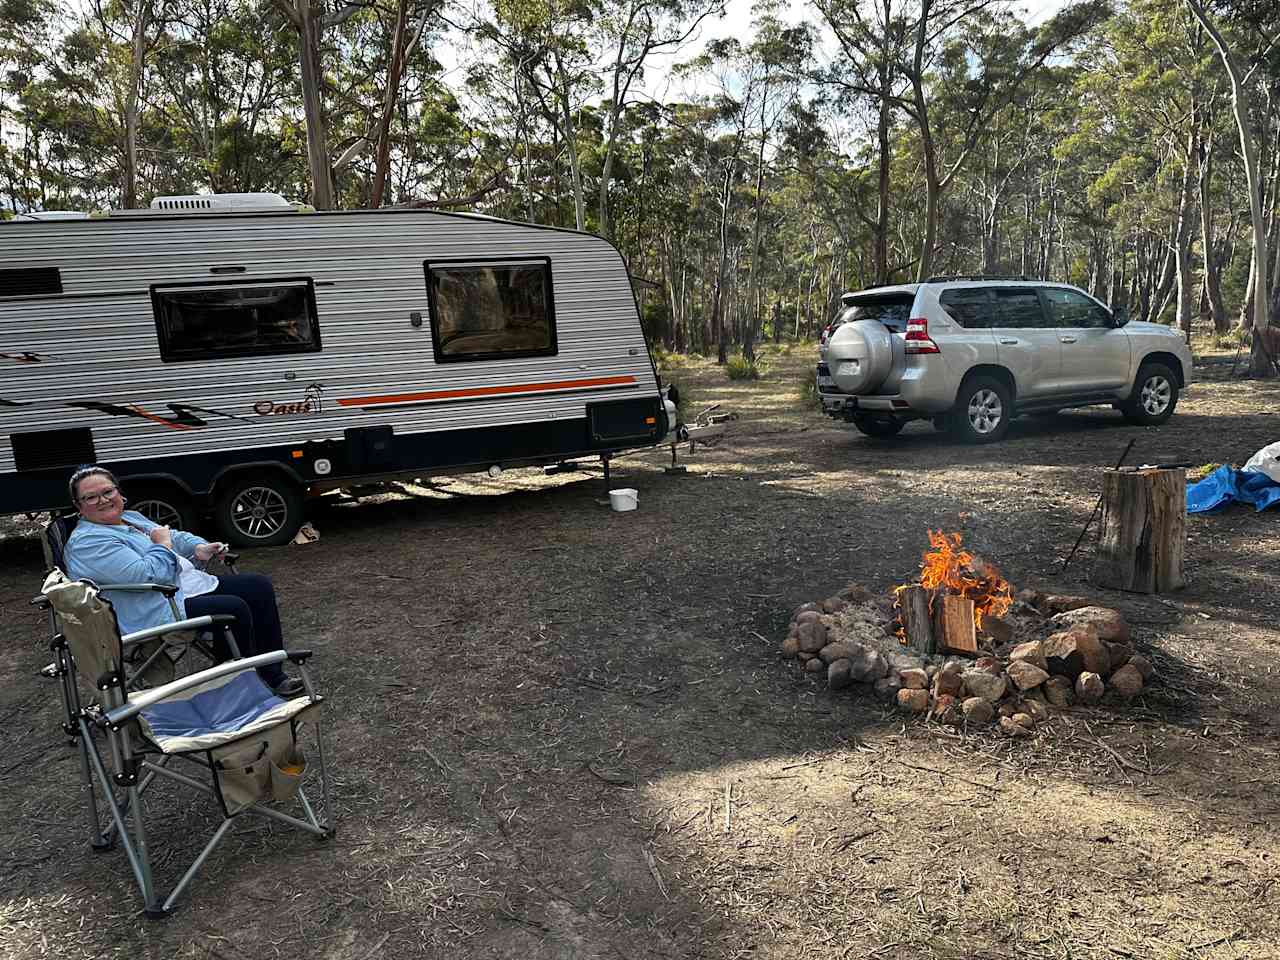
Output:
top-left (1, 194), bottom-right (673, 545)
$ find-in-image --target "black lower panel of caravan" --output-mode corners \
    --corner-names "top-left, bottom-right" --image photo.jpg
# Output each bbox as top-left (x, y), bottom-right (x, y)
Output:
top-left (2, 404), bottom-right (669, 514)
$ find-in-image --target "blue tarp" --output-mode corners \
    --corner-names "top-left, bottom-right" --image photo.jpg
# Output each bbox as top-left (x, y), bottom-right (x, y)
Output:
top-left (1187, 465), bottom-right (1280, 513)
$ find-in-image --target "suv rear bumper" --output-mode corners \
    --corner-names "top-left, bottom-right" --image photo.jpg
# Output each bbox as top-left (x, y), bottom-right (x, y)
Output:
top-left (817, 362), bottom-right (953, 420)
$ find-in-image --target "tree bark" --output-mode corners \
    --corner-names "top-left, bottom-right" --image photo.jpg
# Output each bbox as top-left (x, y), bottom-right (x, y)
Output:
top-left (1174, 123), bottom-right (1199, 341)
top-left (296, 0), bottom-right (334, 209)
top-left (1092, 468), bottom-right (1186, 594)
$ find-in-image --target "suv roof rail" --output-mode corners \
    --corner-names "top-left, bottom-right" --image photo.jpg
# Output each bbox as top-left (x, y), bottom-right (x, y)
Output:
top-left (925, 274), bottom-right (1041, 283)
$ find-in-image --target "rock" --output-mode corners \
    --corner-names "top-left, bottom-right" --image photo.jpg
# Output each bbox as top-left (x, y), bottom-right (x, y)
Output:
top-left (796, 620), bottom-right (829, 654)
top-left (999, 716), bottom-right (1032, 737)
top-left (1075, 671), bottom-right (1105, 704)
top-left (979, 613), bottom-right (1015, 645)
top-left (1105, 641), bottom-right (1134, 670)
top-left (1015, 587), bottom-right (1043, 609)
top-left (1043, 627), bottom-right (1110, 679)
top-left (1043, 594), bottom-right (1091, 614)
top-left (805, 657), bottom-right (825, 674)
top-left (1009, 641), bottom-right (1048, 671)
top-left (931, 694), bottom-right (962, 726)
top-left (1047, 606), bottom-right (1130, 644)
top-left (1012, 712), bottom-right (1035, 729)
top-left (874, 675), bottom-right (902, 703)
top-left (1044, 676), bottom-right (1074, 707)
top-left (794, 603), bottom-right (823, 622)
top-left (819, 641), bottom-right (860, 665)
top-left (1127, 654), bottom-right (1153, 680)
top-left (850, 648), bottom-right (889, 682)
top-left (1007, 660), bottom-right (1050, 691)
top-left (925, 663), bottom-right (940, 680)
top-left (974, 656), bottom-right (1004, 676)
top-left (838, 582), bottom-right (875, 603)
top-left (896, 688), bottom-right (929, 714)
top-left (888, 654), bottom-right (926, 673)
top-left (797, 651), bottom-right (814, 662)
top-left (962, 669), bottom-right (1007, 702)
top-left (962, 697), bottom-right (995, 724)
top-left (781, 634), bottom-right (800, 657)
top-left (827, 659), bottom-right (853, 691)
top-left (822, 596), bottom-right (849, 614)
top-left (1109, 663), bottom-right (1144, 700)
top-left (1023, 699), bottom-right (1049, 722)
top-left (899, 667), bottom-right (929, 690)
top-left (997, 701), bottom-right (1019, 718)
top-left (933, 662), bottom-right (964, 698)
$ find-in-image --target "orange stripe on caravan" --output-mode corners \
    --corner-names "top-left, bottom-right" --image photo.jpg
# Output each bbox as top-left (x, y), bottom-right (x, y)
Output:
top-left (337, 375), bottom-right (637, 407)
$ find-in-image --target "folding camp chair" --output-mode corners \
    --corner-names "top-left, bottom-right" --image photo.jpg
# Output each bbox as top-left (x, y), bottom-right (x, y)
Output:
top-left (36, 569), bottom-right (334, 918)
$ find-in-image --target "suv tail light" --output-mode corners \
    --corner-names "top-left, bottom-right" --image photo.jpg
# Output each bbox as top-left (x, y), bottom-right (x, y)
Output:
top-left (904, 317), bottom-right (940, 355)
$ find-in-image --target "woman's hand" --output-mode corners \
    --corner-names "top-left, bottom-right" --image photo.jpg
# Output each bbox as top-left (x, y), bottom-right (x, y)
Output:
top-left (193, 542), bottom-right (227, 563)
top-left (148, 525), bottom-right (174, 548)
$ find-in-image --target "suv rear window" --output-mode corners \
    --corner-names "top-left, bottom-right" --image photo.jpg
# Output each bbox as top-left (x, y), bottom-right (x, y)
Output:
top-left (845, 294), bottom-right (913, 332)
top-left (939, 289), bottom-right (993, 328)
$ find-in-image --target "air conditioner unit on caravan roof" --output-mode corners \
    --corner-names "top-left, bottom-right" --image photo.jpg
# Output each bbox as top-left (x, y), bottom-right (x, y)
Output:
top-left (149, 192), bottom-right (296, 212)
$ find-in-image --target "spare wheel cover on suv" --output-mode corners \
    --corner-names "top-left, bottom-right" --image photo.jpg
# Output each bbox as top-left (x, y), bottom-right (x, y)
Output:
top-left (826, 319), bottom-right (895, 394)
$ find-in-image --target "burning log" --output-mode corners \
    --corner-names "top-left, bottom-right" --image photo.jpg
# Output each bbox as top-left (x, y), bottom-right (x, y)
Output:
top-left (935, 595), bottom-right (978, 656)
top-left (897, 585), bottom-right (936, 656)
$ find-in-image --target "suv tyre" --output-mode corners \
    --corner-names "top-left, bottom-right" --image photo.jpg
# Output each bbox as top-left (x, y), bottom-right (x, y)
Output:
top-left (1122, 362), bottom-right (1179, 425)
top-left (852, 414), bottom-right (904, 439)
top-left (951, 376), bottom-right (1012, 444)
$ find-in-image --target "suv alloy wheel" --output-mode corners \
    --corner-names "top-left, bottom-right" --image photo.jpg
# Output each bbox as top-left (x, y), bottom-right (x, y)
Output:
top-left (951, 376), bottom-right (1012, 443)
top-left (1122, 362), bottom-right (1179, 425)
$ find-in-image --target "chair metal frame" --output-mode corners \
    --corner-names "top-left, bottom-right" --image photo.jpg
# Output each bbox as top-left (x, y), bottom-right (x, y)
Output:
top-left (37, 573), bottom-right (334, 918)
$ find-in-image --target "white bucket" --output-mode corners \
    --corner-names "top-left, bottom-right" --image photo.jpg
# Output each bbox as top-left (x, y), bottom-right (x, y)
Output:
top-left (608, 488), bottom-right (638, 512)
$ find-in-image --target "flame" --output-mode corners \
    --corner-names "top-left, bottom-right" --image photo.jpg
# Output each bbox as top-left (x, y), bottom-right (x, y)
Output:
top-left (917, 530), bottom-right (1013, 626)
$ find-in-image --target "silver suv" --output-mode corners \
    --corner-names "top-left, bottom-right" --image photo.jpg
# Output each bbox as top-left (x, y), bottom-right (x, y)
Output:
top-left (816, 277), bottom-right (1193, 443)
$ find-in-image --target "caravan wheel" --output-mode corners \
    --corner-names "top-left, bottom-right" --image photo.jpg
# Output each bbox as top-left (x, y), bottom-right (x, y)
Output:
top-left (215, 474), bottom-right (305, 548)
top-left (125, 483), bottom-right (198, 532)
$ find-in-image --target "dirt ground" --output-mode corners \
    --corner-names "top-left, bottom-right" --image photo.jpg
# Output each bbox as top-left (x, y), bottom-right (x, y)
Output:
top-left (2, 344), bottom-right (1279, 960)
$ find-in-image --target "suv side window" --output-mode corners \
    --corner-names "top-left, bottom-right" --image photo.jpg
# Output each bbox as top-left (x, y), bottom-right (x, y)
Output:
top-left (992, 288), bottom-right (1048, 328)
top-left (1042, 287), bottom-right (1112, 329)
top-left (938, 288), bottom-right (994, 328)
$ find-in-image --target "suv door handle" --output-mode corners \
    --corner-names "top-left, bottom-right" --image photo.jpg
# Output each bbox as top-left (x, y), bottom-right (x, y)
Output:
top-left (1060, 336), bottom-right (1078, 344)
top-left (998, 338), bottom-right (1019, 345)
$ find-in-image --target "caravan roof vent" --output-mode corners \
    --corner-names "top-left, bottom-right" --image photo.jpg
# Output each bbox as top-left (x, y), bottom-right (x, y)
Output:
top-left (150, 193), bottom-right (295, 212)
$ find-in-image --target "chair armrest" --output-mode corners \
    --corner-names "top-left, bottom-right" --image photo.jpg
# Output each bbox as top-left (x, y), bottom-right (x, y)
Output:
top-left (102, 651), bottom-right (292, 727)
top-left (99, 582), bottom-right (180, 598)
top-left (120, 614), bottom-right (236, 648)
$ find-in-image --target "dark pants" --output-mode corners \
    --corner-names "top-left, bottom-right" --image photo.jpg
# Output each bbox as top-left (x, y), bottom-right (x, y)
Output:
top-left (185, 574), bottom-right (287, 686)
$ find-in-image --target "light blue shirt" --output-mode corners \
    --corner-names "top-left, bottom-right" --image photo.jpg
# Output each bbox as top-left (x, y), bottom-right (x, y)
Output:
top-left (65, 511), bottom-right (211, 637)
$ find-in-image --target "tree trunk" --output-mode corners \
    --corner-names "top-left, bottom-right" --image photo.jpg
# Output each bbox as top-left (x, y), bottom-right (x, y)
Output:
top-left (121, 0), bottom-right (152, 209)
top-left (1174, 124), bottom-right (1199, 341)
top-left (873, 62), bottom-right (891, 284)
top-left (297, 0), bottom-right (334, 210)
top-left (1198, 128), bottom-right (1229, 333)
top-left (370, 0), bottom-right (410, 208)
top-left (1184, 0), bottom-right (1271, 375)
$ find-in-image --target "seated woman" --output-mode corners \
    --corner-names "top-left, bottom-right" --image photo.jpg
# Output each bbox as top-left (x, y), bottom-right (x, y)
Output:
top-left (63, 465), bottom-right (304, 697)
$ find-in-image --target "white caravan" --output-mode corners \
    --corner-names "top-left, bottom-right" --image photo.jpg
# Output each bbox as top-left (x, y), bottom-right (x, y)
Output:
top-left (1, 194), bottom-right (673, 545)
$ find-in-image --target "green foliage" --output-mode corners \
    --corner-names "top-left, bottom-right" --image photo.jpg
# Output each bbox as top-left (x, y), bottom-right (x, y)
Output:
top-left (726, 354), bottom-right (761, 380)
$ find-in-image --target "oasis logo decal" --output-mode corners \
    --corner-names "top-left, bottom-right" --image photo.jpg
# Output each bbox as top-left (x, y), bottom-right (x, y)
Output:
top-left (254, 383), bottom-right (324, 416)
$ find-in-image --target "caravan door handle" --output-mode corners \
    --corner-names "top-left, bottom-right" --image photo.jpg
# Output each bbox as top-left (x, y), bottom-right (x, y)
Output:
top-left (1060, 335), bottom-right (1078, 344)
top-left (998, 338), bottom-right (1019, 345)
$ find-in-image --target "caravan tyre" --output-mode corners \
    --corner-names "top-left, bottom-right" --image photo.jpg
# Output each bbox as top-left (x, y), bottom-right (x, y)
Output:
top-left (125, 483), bottom-right (198, 532)
top-left (215, 474), bottom-right (305, 548)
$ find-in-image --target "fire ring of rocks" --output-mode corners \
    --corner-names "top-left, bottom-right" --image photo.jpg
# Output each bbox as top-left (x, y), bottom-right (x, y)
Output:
top-left (781, 533), bottom-right (1153, 737)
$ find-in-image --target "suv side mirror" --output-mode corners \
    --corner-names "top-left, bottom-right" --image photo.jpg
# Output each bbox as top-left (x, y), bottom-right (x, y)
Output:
top-left (1111, 305), bottom-right (1129, 327)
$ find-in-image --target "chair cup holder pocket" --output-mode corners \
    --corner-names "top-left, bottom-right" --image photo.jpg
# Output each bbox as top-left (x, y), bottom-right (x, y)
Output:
top-left (269, 748), bottom-right (306, 802)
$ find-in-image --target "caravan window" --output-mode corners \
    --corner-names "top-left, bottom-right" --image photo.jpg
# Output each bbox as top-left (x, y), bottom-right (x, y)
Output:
top-left (425, 258), bottom-right (557, 362)
top-left (151, 278), bottom-right (321, 362)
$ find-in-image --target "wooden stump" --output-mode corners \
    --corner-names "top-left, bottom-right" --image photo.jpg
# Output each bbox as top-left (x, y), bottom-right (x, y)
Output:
top-left (898, 585), bottom-right (936, 656)
top-left (935, 596), bottom-right (978, 655)
top-left (1092, 467), bottom-right (1186, 593)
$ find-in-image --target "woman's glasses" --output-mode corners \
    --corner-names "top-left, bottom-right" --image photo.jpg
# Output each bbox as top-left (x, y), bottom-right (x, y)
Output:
top-left (78, 486), bottom-right (119, 506)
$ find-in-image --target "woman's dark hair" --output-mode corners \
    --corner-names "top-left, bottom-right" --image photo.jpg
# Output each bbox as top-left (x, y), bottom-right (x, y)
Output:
top-left (68, 465), bottom-right (119, 504)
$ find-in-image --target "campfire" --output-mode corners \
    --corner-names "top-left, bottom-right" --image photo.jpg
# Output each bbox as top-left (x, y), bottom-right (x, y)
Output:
top-left (781, 532), bottom-right (1155, 737)
top-left (893, 531), bottom-right (1014, 656)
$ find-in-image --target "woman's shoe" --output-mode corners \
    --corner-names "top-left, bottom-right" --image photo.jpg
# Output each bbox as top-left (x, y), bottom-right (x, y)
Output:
top-left (271, 676), bottom-right (306, 698)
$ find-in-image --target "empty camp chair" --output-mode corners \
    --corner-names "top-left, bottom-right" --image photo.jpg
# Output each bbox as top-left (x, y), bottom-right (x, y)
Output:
top-left (36, 570), bottom-right (333, 917)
